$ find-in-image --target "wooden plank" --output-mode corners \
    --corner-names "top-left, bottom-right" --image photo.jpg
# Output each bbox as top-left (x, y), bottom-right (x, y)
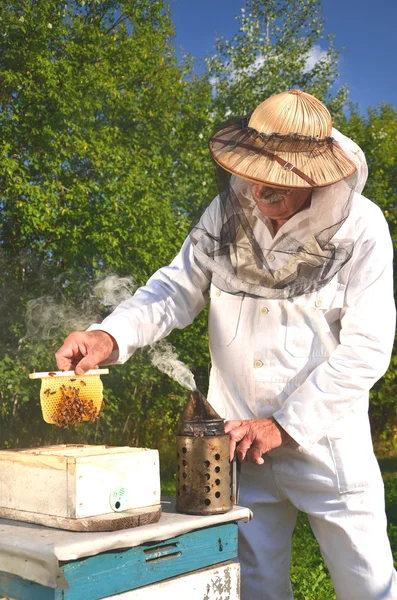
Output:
top-left (0, 559), bottom-right (240, 600)
top-left (0, 522), bottom-right (238, 600)
top-left (59, 522), bottom-right (238, 599)
top-left (0, 451), bottom-right (68, 468)
top-left (0, 446), bottom-right (132, 459)
top-left (0, 505), bottom-right (161, 532)
top-left (103, 561), bottom-right (240, 599)
top-left (38, 447), bottom-right (133, 457)
top-left (0, 571), bottom-right (58, 600)
top-left (0, 460), bottom-right (68, 517)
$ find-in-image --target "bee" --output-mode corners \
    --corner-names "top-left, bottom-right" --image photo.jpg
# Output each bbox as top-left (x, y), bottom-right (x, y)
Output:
top-left (80, 380), bottom-right (87, 386)
top-left (44, 388), bottom-right (51, 396)
top-left (50, 391), bottom-right (57, 395)
top-left (69, 378), bottom-right (76, 382)
top-left (50, 384), bottom-right (100, 428)
top-left (48, 372), bottom-right (56, 377)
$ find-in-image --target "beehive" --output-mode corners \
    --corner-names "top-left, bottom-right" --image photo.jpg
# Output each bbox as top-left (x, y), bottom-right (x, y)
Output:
top-left (0, 445), bottom-right (161, 531)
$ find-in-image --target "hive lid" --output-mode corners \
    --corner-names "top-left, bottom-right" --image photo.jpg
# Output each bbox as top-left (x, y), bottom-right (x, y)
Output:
top-left (0, 444), bottom-right (136, 458)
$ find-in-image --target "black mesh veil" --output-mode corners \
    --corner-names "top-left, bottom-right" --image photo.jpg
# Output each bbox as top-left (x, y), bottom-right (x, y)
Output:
top-left (189, 127), bottom-right (368, 300)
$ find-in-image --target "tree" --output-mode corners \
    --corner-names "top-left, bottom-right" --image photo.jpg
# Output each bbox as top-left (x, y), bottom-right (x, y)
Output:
top-left (336, 103), bottom-right (397, 238)
top-left (0, 0), bottom-right (213, 456)
top-left (205, 0), bottom-right (348, 121)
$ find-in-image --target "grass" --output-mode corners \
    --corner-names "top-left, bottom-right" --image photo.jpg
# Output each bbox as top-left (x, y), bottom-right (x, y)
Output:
top-left (162, 458), bottom-right (397, 599)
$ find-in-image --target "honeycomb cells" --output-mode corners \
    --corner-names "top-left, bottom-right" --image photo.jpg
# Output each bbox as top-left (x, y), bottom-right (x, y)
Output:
top-left (40, 374), bottom-right (104, 427)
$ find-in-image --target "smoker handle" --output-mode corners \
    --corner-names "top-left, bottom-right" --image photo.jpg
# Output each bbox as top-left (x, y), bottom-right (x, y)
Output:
top-left (231, 457), bottom-right (241, 505)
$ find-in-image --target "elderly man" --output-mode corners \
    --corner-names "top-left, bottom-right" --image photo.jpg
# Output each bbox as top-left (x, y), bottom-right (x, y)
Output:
top-left (56, 90), bottom-right (397, 599)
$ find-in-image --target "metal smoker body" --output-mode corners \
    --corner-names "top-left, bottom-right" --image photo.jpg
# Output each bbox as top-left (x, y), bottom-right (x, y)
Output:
top-left (176, 390), bottom-right (233, 515)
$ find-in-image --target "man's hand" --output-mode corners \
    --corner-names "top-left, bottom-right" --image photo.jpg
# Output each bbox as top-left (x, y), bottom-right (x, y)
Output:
top-left (225, 418), bottom-right (292, 464)
top-left (55, 330), bottom-right (117, 374)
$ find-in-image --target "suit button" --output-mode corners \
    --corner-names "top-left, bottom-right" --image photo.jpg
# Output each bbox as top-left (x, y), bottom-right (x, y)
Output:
top-left (315, 299), bottom-right (323, 307)
top-left (254, 360), bottom-right (263, 368)
top-left (215, 290), bottom-right (221, 297)
top-left (267, 253), bottom-right (275, 262)
top-left (261, 307), bottom-right (269, 315)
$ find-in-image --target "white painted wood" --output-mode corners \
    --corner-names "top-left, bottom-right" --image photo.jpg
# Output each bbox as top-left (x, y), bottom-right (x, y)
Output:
top-left (28, 369), bottom-right (109, 378)
top-left (0, 454), bottom-right (68, 517)
top-left (0, 445), bottom-right (160, 525)
top-left (74, 451), bottom-right (160, 518)
top-left (104, 561), bottom-right (240, 599)
top-left (16, 445), bottom-right (134, 456)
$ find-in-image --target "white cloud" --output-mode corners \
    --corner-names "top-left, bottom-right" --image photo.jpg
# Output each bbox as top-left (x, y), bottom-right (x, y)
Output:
top-left (303, 45), bottom-right (329, 73)
top-left (209, 44), bottom-right (329, 88)
top-left (209, 54), bottom-right (267, 87)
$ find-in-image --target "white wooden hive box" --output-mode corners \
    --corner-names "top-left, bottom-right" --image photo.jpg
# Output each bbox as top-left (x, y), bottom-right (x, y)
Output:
top-left (0, 444), bottom-right (161, 531)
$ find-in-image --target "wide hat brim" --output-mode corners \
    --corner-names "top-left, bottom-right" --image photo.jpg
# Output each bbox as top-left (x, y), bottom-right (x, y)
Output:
top-left (209, 123), bottom-right (357, 189)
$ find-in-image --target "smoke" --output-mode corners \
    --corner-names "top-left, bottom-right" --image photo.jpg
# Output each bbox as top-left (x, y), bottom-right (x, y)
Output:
top-left (24, 274), bottom-right (137, 341)
top-left (149, 340), bottom-right (196, 391)
top-left (93, 275), bottom-right (137, 308)
top-left (24, 296), bottom-right (99, 340)
top-left (24, 273), bottom-right (197, 391)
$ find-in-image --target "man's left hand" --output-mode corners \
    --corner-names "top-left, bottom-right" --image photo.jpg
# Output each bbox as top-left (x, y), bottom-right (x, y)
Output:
top-left (225, 418), bottom-right (292, 464)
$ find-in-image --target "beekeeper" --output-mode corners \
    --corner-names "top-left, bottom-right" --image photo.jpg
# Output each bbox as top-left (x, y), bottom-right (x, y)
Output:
top-left (56, 89), bottom-right (397, 600)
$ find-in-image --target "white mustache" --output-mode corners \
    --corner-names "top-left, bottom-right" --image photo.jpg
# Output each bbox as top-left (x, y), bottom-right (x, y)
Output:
top-left (258, 192), bottom-right (284, 204)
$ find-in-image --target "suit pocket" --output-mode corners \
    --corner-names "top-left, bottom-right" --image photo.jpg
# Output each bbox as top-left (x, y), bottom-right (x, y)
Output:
top-left (284, 282), bottom-right (345, 358)
top-left (208, 284), bottom-right (244, 347)
top-left (284, 305), bottom-right (333, 358)
top-left (327, 434), bottom-right (381, 494)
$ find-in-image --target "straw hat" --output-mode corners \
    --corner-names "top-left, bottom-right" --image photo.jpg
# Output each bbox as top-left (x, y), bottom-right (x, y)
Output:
top-left (208, 89), bottom-right (357, 188)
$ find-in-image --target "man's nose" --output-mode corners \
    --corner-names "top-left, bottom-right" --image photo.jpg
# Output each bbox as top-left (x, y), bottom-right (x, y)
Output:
top-left (254, 185), bottom-right (273, 198)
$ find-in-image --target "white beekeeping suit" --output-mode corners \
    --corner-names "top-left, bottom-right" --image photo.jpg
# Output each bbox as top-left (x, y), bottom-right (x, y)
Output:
top-left (88, 90), bottom-right (396, 598)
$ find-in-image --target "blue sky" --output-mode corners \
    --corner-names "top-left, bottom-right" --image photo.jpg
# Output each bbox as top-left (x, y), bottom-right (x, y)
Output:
top-left (169, 0), bottom-right (396, 113)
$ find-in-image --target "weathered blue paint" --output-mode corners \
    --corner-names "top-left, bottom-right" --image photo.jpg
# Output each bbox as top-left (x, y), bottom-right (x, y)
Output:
top-left (0, 522), bottom-right (238, 600)
top-left (0, 571), bottom-right (60, 600)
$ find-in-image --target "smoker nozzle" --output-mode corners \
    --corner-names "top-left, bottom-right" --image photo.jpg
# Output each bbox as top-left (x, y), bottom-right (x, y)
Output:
top-left (179, 389), bottom-right (225, 436)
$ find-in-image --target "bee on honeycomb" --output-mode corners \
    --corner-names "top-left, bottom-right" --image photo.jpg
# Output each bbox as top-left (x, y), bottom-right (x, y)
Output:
top-left (51, 385), bottom-right (101, 428)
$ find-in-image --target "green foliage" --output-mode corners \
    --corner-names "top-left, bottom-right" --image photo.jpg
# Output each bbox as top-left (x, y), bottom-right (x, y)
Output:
top-left (0, 0), bottom-right (188, 274)
top-left (379, 458), bottom-right (397, 534)
top-left (337, 103), bottom-right (397, 237)
top-left (206, 0), bottom-right (348, 120)
top-left (291, 513), bottom-right (336, 600)
top-left (0, 0), bottom-right (214, 462)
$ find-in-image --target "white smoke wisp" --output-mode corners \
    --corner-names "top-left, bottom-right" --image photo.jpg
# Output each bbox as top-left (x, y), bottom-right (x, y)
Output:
top-left (23, 274), bottom-right (136, 341)
top-left (24, 296), bottom-right (99, 340)
top-left (148, 339), bottom-right (196, 391)
top-left (93, 275), bottom-right (136, 309)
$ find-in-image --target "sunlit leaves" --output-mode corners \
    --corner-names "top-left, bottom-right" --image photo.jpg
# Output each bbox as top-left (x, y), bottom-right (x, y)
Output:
top-left (205, 0), bottom-right (348, 120)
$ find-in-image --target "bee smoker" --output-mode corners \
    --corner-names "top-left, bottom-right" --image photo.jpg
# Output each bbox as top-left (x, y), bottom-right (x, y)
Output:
top-left (176, 390), bottom-right (233, 515)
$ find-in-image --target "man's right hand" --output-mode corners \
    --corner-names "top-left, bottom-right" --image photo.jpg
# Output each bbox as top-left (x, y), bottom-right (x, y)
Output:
top-left (55, 330), bottom-right (118, 374)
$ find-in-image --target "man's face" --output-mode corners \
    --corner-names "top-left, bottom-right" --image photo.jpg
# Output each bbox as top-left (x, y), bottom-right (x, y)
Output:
top-left (249, 183), bottom-right (312, 222)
